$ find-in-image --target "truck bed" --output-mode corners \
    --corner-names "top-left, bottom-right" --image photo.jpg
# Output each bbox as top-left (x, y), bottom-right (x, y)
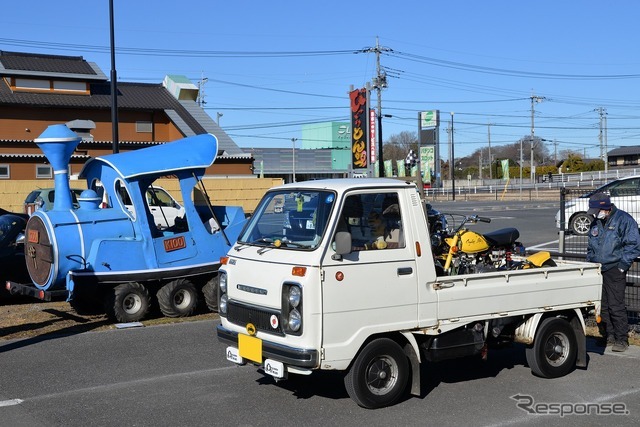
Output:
top-left (432, 260), bottom-right (601, 327)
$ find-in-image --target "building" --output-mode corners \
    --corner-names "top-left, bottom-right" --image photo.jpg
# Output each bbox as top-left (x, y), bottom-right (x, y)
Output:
top-left (247, 121), bottom-right (354, 182)
top-left (0, 50), bottom-right (253, 181)
top-left (607, 146), bottom-right (640, 169)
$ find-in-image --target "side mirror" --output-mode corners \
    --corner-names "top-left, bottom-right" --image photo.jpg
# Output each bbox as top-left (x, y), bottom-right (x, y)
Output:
top-left (333, 231), bottom-right (352, 256)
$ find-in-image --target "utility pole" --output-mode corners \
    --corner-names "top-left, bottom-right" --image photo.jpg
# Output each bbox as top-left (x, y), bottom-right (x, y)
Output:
top-left (487, 122), bottom-right (493, 179)
top-left (530, 94), bottom-right (545, 183)
top-left (197, 75), bottom-right (208, 107)
top-left (597, 107), bottom-right (608, 174)
top-left (291, 138), bottom-right (297, 183)
top-left (450, 112), bottom-right (455, 201)
top-left (364, 37), bottom-right (391, 178)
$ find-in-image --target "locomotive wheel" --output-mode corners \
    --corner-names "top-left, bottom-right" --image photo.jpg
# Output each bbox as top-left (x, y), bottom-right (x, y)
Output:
top-left (106, 282), bottom-right (150, 323)
top-left (70, 288), bottom-right (105, 315)
top-left (344, 338), bottom-right (409, 409)
top-left (201, 276), bottom-right (219, 312)
top-left (157, 279), bottom-right (198, 318)
top-left (525, 317), bottom-right (577, 378)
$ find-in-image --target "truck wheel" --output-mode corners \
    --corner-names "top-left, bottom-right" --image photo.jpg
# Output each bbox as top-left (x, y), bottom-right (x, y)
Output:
top-left (526, 317), bottom-right (577, 378)
top-left (570, 213), bottom-right (591, 236)
top-left (107, 282), bottom-right (150, 323)
top-left (344, 338), bottom-right (409, 409)
top-left (157, 279), bottom-right (198, 318)
top-left (202, 276), bottom-right (219, 312)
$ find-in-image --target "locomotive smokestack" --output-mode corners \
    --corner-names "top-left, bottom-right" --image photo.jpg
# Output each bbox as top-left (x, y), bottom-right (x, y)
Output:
top-left (34, 124), bottom-right (81, 211)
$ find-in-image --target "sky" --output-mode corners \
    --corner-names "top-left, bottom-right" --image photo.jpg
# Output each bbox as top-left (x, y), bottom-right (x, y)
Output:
top-left (2, 1), bottom-right (640, 161)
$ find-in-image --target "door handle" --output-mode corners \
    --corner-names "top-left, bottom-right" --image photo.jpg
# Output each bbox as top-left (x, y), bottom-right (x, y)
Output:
top-left (433, 282), bottom-right (455, 290)
top-left (397, 267), bottom-right (413, 276)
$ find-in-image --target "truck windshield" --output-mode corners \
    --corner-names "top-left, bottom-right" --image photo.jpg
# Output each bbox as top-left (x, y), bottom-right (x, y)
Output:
top-left (238, 190), bottom-right (336, 250)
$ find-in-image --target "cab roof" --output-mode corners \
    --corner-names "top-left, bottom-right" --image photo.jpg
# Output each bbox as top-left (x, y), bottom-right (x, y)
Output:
top-left (79, 133), bottom-right (218, 180)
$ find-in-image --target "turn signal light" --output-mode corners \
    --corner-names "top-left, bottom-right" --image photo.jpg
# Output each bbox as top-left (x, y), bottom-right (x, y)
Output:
top-left (292, 266), bottom-right (307, 277)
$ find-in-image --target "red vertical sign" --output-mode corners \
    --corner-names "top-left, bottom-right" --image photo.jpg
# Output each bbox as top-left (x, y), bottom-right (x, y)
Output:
top-left (350, 88), bottom-right (368, 169)
top-left (369, 108), bottom-right (377, 163)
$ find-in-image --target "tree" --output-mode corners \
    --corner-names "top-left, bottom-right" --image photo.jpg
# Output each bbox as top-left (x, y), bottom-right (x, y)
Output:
top-left (384, 131), bottom-right (418, 163)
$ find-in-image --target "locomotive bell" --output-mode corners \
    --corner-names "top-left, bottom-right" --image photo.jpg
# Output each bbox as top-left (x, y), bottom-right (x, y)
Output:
top-left (34, 124), bottom-right (81, 211)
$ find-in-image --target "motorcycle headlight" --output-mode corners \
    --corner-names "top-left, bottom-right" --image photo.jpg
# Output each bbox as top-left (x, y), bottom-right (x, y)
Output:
top-left (288, 309), bottom-right (301, 332)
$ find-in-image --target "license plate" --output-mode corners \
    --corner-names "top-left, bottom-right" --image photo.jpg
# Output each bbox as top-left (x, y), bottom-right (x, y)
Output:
top-left (238, 334), bottom-right (262, 363)
top-left (225, 346), bottom-right (243, 364)
top-left (263, 359), bottom-right (285, 379)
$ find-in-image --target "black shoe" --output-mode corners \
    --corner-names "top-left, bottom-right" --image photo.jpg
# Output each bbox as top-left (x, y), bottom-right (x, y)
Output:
top-left (612, 341), bottom-right (629, 352)
top-left (597, 335), bottom-right (615, 347)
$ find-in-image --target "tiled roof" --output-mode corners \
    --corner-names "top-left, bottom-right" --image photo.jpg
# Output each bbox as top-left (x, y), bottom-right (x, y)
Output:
top-left (609, 146), bottom-right (640, 156)
top-left (0, 51), bottom-right (96, 75)
top-left (0, 51), bottom-right (106, 80)
top-left (0, 51), bottom-right (244, 155)
top-left (0, 80), bottom-right (208, 137)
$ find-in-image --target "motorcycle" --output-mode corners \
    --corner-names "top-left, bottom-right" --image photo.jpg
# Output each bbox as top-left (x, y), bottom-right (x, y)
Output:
top-left (431, 214), bottom-right (555, 276)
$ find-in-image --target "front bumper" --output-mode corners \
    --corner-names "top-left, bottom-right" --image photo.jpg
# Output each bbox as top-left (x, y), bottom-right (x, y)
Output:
top-left (216, 324), bottom-right (319, 368)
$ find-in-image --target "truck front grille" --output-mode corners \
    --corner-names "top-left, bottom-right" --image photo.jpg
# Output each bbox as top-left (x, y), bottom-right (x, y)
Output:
top-left (227, 300), bottom-right (284, 336)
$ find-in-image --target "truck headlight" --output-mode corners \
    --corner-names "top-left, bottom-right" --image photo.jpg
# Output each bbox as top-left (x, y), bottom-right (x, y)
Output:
top-left (219, 272), bottom-right (227, 293)
top-left (219, 294), bottom-right (228, 315)
top-left (288, 285), bottom-right (301, 308)
top-left (282, 283), bottom-right (302, 335)
top-left (288, 309), bottom-right (301, 332)
top-left (218, 272), bottom-right (228, 317)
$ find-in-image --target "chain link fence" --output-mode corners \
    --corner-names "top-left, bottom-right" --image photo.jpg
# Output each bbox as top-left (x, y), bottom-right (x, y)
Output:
top-left (557, 186), bottom-right (640, 324)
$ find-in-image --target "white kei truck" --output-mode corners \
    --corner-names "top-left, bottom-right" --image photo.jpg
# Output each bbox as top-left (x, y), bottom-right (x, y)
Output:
top-left (216, 178), bottom-right (602, 409)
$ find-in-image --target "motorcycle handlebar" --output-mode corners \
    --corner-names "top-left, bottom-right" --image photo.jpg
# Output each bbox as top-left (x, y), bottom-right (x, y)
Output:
top-left (478, 216), bottom-right (491, 223)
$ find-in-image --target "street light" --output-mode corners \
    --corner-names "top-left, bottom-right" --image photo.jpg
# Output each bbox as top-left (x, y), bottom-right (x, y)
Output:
top-left (216, 112), bottom-right (223, 126)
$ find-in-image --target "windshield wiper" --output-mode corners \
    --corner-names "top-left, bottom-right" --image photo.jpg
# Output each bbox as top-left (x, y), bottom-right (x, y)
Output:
top-left (280, 240), bottom-right (311, 249)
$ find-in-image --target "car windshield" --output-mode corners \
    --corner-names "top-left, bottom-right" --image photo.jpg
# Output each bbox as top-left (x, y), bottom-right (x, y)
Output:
top-left (238, 190), bottom-right (336, 250)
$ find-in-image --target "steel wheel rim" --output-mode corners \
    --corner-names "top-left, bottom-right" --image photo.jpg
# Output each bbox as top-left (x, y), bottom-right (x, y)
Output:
top-left (123, 294), bottom-right (142, 314)
top-left (174, 289), bottom-right (192, 309)
top-left (544, 332), bottom-right (570, 366)
top-left (365, 355), bottom-right (398, 395)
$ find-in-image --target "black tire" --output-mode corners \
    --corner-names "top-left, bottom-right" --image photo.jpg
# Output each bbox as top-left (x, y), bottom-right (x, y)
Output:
top-left (69, 289), bottom-right (105, 316)
top-left (157, 279), bottom-right (198, 318)
top-left (106, 282), bottom-right (150, 323)
top-left (525, 317), bottom-right (577, 378)
top-left (542, 259), bottom-right (557, 267)
top-left (202, 276), bottom-right (219, 312)
top-left (344, 338), bottom-right (409, 409)
top-left (570, 213), bottom-right (592, 236)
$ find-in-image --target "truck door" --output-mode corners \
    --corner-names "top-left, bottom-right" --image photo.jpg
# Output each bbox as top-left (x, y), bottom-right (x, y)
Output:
top-left (320, 191), bottom-right (419, 361)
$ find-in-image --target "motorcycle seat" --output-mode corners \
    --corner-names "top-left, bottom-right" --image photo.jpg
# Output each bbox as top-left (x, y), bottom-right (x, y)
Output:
top-left (483, 227), bottom-right (520, 247)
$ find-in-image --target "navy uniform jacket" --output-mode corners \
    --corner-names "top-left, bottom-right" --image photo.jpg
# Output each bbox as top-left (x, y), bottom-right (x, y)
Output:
top-left (586, 205), bottom-right (640, 272)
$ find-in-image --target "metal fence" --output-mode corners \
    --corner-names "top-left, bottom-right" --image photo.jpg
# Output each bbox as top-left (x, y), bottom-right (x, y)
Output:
top-left (557, 187), bottom-right (640, 324)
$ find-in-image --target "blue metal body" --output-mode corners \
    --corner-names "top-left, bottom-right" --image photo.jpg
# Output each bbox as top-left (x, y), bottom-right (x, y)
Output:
top-left (24, 126), bottom-right (246, 297)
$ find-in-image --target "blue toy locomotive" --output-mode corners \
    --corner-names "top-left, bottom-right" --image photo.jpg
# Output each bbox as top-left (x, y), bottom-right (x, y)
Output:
top-left (10, 124), bottom-right (246, 322)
